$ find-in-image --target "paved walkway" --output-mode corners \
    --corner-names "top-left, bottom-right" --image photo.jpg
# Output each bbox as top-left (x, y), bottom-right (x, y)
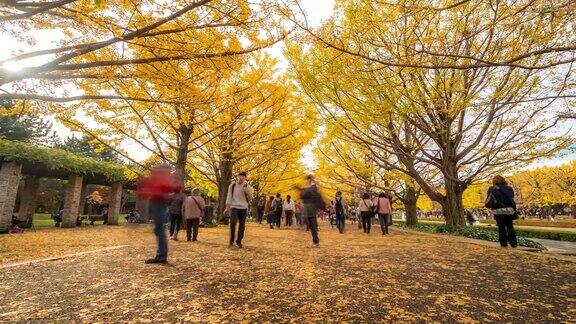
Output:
top-left (392, 227), bottom-right (576, 262)
top-left (531, 239), bottom-right (576, 255)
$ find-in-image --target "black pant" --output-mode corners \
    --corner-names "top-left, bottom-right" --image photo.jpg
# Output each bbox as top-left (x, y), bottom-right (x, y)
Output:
top-left (230, 208), bottom-right (247, 245)
top-left (307, 217), bottom-right (319, 244)
top-left (495, 215), bottom-right (517, 247)
top-left (361, 211), bottom-right (372, 233)
top-left (285, 210), bottom-right (294, 226)
top-left (186, 218), bottom-right (200, 241)
top-left (169, 213), bottom-right (181, 236)
top-left (378, 213), bottom-right (389, 234)
top-left (274, 211), bottom-right (282, 228)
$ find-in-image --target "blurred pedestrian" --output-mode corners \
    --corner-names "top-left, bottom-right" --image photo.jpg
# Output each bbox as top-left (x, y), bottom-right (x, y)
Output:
top-left (137, 164), bottom-right (182, 264)
top-left (298, 175), bottom-right (325, 247)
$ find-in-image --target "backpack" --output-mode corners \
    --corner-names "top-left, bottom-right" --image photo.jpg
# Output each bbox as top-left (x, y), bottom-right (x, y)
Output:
top-left (335, 197), bottom-right (344, 213)
top-left (274, 198), bottom-right (283, 212)
top-left (231, 183), bottom-right (249, 204)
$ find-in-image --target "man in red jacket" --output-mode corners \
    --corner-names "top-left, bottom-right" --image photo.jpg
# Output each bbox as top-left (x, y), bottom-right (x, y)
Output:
top-left (137, 164), bottom-right (182, 264)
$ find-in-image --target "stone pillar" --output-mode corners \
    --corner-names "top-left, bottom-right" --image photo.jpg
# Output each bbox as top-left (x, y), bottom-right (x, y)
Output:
top-left (17, 175), bottom-right (39, 227)
top-left (0, 162), bottom-right (22, 234)
top-left (108, 182), bottom-right (122, 225)
top-left (62, 174), bottom-right (83, 228)
top-left (78, 183), bottom-right (88, 216)
top-left (136, 198), bottom-right (149, 222)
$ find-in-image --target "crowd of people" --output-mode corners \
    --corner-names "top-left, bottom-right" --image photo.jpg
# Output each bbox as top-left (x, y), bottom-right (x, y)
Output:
top-left (135, 163), bottom-right (535, 264)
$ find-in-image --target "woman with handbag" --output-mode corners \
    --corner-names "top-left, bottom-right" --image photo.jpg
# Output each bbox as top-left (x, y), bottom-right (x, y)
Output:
top-left (358, 193), bottom-right (374, 234)
top-left (485, 175), bottom-right (518, 248)
top-left (373, 192), bottom-right (391, 235)
top-left (182, 188), bottom-right (206, 242)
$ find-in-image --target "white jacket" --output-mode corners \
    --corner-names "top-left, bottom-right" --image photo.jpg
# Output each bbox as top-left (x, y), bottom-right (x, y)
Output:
top-left (283, 200), bottom-right (295, 211)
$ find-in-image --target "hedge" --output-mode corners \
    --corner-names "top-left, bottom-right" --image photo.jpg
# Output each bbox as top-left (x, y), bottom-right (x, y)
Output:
top-left (394, 221), bottom-right (546, 250)
top-left (0, 139), bottom-right (138, 183)
top-left (512, 228), bottom-right (576, 242)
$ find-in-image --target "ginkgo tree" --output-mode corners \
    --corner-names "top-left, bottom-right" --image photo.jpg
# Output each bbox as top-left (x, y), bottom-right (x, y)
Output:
top-left (187, 54), bottom-right (316, 215)
top-left (0, 0), bottom-right (290, 103)
top-left (289, 0), bottom-right (575, 227)
top-left (313, 121), bottom-right (429, 225)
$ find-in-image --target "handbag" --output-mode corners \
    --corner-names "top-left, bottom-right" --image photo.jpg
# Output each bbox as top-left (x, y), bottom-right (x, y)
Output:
top-left (363, 199), bottom-right (375, 217)
top-left (485, 187), bottom-right (518, 219)
top-left (190, 196), bottom-right (205, 218)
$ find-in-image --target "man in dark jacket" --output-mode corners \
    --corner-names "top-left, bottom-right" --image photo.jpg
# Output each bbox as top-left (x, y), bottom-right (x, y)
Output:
top-left (298, 175), bottom-right (325, 247)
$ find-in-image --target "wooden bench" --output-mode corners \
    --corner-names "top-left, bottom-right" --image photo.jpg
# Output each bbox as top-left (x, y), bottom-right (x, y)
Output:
top-left (87, 215), bottom-right (106, 225)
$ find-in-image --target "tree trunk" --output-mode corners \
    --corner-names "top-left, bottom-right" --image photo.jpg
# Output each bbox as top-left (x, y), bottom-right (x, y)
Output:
top-left (175, 125), bottom-right (192, 187)
top-left (442, 177), bottom-right (466, 227)
top-left (217, 158), bottom-right (233, 222)
top-left (404, 185), bottom-right (418, 226)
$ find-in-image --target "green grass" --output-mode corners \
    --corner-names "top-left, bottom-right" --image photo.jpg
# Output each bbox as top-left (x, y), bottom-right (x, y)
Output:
top-left (31, 213), bottom-right (128, 228)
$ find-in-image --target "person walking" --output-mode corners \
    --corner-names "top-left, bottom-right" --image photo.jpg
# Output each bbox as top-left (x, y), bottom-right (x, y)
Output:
top-left (295, 200), bottom-right (302, 227)
top-left (373, 192), bottom-right (391, 235)
top-left (224, 171), bottom-right (254, 248)
top-left (257, 197), bottom-right (265, 224)
top-left (168, 188), bottom-right (186, 241)
top-left (273, 193), bottom-right (283, 228)
top-left (485, 175), bottom-right (518, 248)
top-left (333, 191), bottom-right (346, 234)
top-left (264, 196), bottom-right (275, 229)
top-left (137, 164), bottom-right (181, 264)
top-left (283, 195), bottom-right (295, 227)
top-left (358, 193), bottom-right (374, 234)
top-left (182, 188), bottom-right (205, 242)
top-left (298, 175), bottom-right (325, 247)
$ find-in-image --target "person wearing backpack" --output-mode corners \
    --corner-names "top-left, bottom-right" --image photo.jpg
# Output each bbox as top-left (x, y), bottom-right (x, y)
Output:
top-left (297, 174), bottom-right (325, 247)
top-left (333, 191), bottom-right (346, 234)
top-left (373, 192), bottom-right (391, 235)
top-left (485, 175), bottom-right (518, 248)
top-left (224, 171), bottom-right (254, 248)
top-left (283, 195), bottom-right (295, 227)
top-left (182, 188), bottom-right (206, 242)
top-left (358, 193), bottom-right (374, 234)
top-left (273, 193), bottom-right (283, 228)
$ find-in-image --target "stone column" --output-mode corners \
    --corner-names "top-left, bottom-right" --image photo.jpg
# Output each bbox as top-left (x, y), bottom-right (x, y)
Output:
top-left (0, 162), bottom-right (22, 234)
top-left (62, 174), bottom-right (83, 228)
top-left (107, 182), bottom-right (122, 225)
top-left (136, 198), bottom-right (149, 222)
top-left (17, 175), bottom-right (40, 227)
top-left (78, 183), bottom-right (88, 216)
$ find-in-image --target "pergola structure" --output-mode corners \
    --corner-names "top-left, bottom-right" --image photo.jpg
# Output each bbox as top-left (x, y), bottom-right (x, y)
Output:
top-left (0, 139), bottom-right (138, 233)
